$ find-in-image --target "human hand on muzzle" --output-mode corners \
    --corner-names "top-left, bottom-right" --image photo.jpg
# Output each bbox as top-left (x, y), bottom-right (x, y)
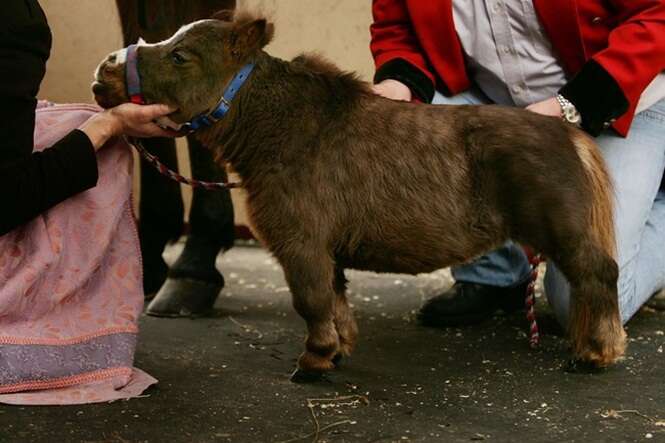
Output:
top-left (79, 103), bottom-right (178, 151)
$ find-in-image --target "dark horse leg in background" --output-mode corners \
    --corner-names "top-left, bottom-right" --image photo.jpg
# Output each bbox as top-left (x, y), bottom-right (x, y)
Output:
top-left (136, 137), bottom-right (183, 296)
top-left (116, 0), bottom-right (236, 316)
top-left (147, 136), bottom-right (235, 315)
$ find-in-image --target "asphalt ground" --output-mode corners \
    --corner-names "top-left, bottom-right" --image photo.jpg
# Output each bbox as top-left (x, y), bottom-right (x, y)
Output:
top-left (2, 245), bottom-right (664, 442)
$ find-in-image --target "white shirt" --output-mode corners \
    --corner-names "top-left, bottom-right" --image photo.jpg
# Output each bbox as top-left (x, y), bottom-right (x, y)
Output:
top-left (451, 0), bottom-right (665, 112)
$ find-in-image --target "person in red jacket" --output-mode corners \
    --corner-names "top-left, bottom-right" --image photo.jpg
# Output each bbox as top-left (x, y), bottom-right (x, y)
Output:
top-left (370, 0), bottom-right (665, 327)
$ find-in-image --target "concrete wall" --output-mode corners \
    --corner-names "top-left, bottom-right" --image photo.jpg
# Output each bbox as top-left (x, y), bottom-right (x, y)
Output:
top-left (38, 0), bottom-right (374, 226)
top-left (39, 0), bottom-right (373, 103)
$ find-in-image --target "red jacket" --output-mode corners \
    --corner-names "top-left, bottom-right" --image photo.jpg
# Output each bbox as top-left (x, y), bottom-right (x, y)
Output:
top-left (370, 0), bottom-right (665, 136)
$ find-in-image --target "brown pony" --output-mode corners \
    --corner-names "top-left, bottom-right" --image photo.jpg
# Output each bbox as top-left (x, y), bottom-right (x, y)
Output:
top-left (93, 11), bottom-right (626, 381)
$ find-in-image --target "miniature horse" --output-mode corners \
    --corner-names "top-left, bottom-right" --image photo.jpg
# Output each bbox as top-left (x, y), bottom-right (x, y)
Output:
top-left (93, 12), bottom-right (626, 381)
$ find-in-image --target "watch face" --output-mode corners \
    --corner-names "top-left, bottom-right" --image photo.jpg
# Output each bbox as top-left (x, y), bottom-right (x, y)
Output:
top-left (564, 108), bottom-right (581, 125)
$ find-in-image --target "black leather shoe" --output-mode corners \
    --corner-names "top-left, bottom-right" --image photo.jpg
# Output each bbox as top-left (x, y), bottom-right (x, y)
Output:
top-left (646, 289), bottom-right (665, 311)
top-left (418, 281), bottom-right (528, 327)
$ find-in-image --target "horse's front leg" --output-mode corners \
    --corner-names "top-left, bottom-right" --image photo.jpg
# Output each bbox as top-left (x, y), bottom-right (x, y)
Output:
top-left (279, 250), bottom-right (340, 382)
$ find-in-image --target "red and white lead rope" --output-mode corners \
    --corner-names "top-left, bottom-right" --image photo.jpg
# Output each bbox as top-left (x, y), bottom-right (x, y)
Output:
top-left (525, 253), bottom-right (543, 348)
top-left (124, 137), bottom-right (241, 190)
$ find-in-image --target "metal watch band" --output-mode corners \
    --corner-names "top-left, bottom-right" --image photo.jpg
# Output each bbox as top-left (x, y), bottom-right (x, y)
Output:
top-left (556, 94), bottom-right (582, 127)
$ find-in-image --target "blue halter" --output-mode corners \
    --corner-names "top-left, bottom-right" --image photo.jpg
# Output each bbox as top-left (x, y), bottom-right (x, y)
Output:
top-left (123, 43), bottom-right (254, 133)
top-left (183, 63), bottom-right (256, 132)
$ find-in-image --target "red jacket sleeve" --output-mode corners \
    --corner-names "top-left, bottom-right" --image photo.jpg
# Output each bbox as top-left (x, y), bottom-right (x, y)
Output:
top-left (595, 1), bottom-right (665, 108)
top-left (560, 0), bottom-right (665, 135)
top-left (370, 0), bottom-right (436, 102)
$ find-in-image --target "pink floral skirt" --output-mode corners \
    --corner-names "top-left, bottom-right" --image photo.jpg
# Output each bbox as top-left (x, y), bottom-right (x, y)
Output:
top-left (0, 103), bottom-right (156, 405)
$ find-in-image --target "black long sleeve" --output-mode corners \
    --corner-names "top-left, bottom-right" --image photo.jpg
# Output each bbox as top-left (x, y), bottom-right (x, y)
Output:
top-left (0, 130), bottom-right (98, 236)
top-left (0, 0), bottom-right (99, 236)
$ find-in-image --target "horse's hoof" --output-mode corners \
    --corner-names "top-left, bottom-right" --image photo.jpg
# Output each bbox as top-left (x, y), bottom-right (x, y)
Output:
top-left (646, 289), bottom-right (665, 310)
top-left (290, 368), bottom-right (327, 383)
top-left (145, 277), bottom-right (222, 317)
top-left (564, 358), bottom-right (607, 374)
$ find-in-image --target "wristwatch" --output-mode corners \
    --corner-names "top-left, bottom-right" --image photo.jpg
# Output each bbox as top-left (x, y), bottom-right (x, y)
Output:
top-left (556, 94), bottom-right (582, 127)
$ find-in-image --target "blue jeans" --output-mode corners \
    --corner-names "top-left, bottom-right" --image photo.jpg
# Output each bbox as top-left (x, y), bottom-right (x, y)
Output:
top-left (432, 89), bottom-right (665, 327)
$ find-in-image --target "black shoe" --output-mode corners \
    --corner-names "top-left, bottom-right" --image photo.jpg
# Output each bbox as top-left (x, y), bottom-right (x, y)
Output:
top-left (646, 289), bottom-right (665, 311)
top-left (418, 281), bottom-right (527, 327)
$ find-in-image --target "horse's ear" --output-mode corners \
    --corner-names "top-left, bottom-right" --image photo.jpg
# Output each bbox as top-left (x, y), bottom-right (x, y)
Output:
top-left (230, 18), bottom-right (274, 59)
top-left (211, 9), bottom-right (234, 22)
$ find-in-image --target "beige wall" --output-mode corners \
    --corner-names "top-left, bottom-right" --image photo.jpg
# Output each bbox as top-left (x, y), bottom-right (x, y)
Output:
top-left (39, 0), bottom-right (374, 102)
top-left (38, 0), bottom-right (374, 226)
top-left (39, 1), bottom-right (124, 104)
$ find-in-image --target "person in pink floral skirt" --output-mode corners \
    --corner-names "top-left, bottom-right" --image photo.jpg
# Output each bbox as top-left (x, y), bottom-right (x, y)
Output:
top-left (0, 0), bottom-right (174, 404)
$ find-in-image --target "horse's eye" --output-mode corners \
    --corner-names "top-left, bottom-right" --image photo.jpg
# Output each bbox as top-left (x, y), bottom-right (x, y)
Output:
top-left (171, 51), bottom-right (186, 65)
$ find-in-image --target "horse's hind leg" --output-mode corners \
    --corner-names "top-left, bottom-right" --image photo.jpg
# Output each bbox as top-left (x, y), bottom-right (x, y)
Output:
top-left (146, 136), bottom-right (235, 317)
top-left (550, 239), bottom-right (626, 366)
top-left (332, 266), bottom-right (358, 364)
top-left (519, 198), bottom-right (625, 365)
top-left (500, 127), bottom-right (624, 365)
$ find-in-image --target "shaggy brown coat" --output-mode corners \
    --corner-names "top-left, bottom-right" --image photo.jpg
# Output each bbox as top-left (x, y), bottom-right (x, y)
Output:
top-left (93, 12), bottom-right (626, 380)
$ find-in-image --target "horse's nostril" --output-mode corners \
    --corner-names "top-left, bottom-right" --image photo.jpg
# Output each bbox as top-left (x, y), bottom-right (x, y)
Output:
top-left (92, 82), bottom-right (107, 95)
top-left (108, 53), bottom-right (117, 64)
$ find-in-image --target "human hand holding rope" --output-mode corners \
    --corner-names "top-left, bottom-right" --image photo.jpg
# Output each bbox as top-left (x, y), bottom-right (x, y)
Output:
top-left (79, 103), bottom-right (177, 150)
